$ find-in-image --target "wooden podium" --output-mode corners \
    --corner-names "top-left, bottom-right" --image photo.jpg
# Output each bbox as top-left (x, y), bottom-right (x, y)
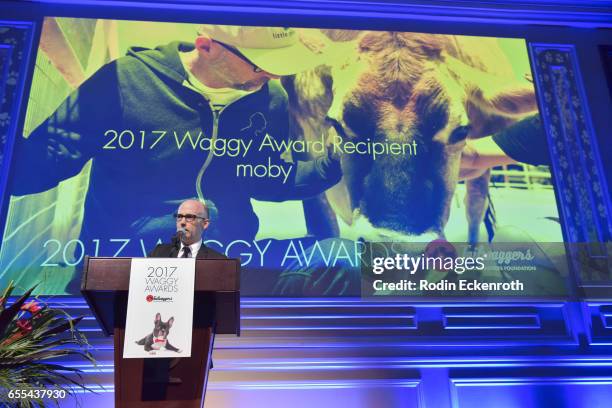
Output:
top-left (81, 256), bottom-right (240, 408)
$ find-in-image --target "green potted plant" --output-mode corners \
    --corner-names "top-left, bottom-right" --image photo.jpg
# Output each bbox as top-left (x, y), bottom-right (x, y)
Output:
top-left (0, 281), bottom-right (97, 407)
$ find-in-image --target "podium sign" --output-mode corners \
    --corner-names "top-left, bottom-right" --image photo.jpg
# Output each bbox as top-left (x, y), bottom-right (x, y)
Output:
top-left (123, 258), bottom-right (196, 358)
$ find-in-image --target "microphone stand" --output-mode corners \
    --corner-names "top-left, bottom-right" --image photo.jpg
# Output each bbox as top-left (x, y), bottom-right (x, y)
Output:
top-left (172, 228), bottom-right (186, 250)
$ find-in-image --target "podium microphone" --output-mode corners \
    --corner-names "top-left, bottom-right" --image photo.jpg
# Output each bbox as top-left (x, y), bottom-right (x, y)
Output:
top-left (172, 227), bottom-right (187, 249)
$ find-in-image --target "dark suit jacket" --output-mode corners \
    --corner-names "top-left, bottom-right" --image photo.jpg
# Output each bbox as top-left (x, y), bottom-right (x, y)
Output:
top-left (148, 242), bottom-right (227, 259)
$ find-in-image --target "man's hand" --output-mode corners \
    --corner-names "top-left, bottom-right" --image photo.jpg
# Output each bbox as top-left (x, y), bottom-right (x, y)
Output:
top-left (460, 137), bottom-right (516, 173)
top-left (459, 167), bottom-right (488, 181)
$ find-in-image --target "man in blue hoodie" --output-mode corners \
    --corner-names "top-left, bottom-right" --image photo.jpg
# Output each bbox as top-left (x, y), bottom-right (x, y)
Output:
top-left (9, 25), bottom-right (342, 293)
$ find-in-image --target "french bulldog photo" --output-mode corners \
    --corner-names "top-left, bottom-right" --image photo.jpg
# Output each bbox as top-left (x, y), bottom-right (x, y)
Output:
top-left (135, 313), bottom-right (182, 354)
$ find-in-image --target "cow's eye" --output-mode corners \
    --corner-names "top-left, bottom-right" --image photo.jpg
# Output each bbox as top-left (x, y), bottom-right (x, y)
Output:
top-left (449, 125), bottom-right (471, 144)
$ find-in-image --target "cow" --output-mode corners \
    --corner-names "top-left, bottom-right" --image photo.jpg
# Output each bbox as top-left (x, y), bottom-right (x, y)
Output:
top-left (282, 30), bottom-right (538, 245)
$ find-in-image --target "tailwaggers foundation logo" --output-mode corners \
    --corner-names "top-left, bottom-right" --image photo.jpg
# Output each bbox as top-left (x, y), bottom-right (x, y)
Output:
top-left (145, 295), bottom-right (173, 303)
top-left (490, 248), bottom-right (537, 272)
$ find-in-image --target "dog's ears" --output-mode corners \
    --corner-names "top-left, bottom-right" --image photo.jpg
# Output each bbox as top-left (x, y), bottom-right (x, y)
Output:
top-left (167, 317), bottom-right (174, 328)
top-left (155, 313), bottom-right (161, 322)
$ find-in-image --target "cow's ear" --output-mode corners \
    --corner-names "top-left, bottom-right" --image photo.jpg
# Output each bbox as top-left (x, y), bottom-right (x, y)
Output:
top-left (444, 56), bottom-right (537, 137)
top-left (464, 84), bottom-right (537, 138)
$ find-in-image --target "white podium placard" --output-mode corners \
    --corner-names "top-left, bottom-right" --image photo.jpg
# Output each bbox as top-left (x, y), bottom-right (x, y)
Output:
top-left (123, 257), bottom-right (195, 358)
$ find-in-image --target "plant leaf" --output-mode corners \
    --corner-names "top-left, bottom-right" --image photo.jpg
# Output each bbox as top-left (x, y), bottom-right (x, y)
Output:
top-left (33, 316), bottom-right (84, 339)
top-left (0, 285), bottom-right (38, 338)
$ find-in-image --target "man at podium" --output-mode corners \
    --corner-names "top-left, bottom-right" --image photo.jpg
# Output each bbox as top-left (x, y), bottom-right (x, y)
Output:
top-left (142, 198), bottom-right (225, 400)
top-left (81, 196), bottom-right (240, 405)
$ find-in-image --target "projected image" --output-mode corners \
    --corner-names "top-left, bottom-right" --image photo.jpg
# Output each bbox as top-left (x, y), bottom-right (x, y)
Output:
top-left (0, 18), bottom-right (567, 296)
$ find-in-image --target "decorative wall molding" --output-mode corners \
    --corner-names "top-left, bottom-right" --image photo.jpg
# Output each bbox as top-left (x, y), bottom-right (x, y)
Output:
top-left (0, 20), bottom-right (36, 233)
top-left (587, 303), bottom-right (612, 345)
top-left (10, 0), bottom-right (612, 28)
top-left (529, 43), bottom-right (612, 297)
top-left (451, 377), bottom-right (612, 408)
top-left (37, 297), bottom-right (612, 407)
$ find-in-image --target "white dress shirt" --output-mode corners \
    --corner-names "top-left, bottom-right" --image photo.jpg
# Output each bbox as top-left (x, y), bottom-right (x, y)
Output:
top-left (178, 241), bottom-right (202, 258)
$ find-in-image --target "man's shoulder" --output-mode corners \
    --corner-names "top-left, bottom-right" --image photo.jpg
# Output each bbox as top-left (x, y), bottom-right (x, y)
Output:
top-left (199, 244), bottom-right (228, 259)
top-left (114, 42), bottom-right (186, 84)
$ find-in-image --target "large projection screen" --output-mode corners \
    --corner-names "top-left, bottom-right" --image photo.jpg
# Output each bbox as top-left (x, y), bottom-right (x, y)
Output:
top-left (0, 18), bottom-right (567, 296)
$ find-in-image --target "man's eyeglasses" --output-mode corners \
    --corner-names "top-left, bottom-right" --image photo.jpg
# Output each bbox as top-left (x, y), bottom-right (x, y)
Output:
top-left (215, 41), bottom-right (264, 73)
top-left (174, 213), bottom-right (208, 222)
